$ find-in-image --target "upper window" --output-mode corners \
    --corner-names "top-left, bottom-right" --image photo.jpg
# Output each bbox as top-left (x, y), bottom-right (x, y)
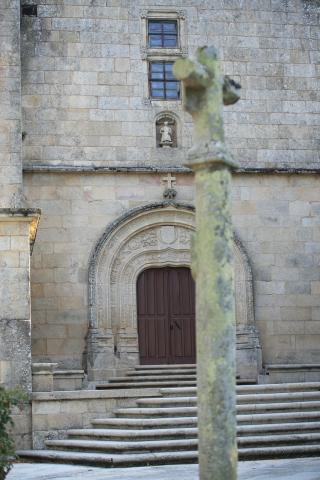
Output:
top-left (149, 61), bottom-right (180, 100)
top-left (148, 20), bottom-right (178, 48)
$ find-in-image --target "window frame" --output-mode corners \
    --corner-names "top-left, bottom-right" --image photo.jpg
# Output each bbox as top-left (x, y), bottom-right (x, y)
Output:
top-left (140, 10), bottom-right (187, 59)
top-left (149, 61), bottom-right (180, 100)
top-left (140, 10), bottom-right (187, 105)
top-left (148, 19), bottom-right (178, 49)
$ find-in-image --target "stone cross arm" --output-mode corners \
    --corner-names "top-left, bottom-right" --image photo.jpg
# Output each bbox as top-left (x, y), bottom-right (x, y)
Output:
top-left (173, 47), bottom-right (241, 107)
top-left (173, 46), bottom-right (241, 171)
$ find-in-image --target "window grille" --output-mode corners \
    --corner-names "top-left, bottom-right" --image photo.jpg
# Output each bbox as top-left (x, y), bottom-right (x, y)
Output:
top-left (149, 61), bottom-right (180, 100)
top-left (148, 20), bottom-right (178, 48)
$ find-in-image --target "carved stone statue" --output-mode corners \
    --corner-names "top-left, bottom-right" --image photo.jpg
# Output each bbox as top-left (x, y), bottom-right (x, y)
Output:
top-left (159, 121), bottom-right (173, 147)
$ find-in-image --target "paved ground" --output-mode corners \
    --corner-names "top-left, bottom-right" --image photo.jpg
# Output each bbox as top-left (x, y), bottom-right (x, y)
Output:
top-left (7, 457), bottom-right (320, 480)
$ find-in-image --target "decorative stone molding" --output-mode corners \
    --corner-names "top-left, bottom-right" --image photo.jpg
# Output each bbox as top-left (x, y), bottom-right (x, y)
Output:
top-left (139, 9), bottom-right (188, 105)
top-left (87, 202), bottom-right (261, 381)
top-left (177, 10), bottom-right (187, 20)
top-left (139, 9), bottom-right (188, 60)
top-left (140, 46), bottom-right (148, 60)
top-left (0, 208), bottom-right (41, 252)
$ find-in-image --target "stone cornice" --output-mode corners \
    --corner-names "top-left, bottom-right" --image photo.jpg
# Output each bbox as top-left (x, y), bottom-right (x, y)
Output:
top-left (0, 208), bottom-right (41, 252)
top-left (23, 164), bottom-right (192, 174)
top-left (23, 164), bottom-right (320, 175)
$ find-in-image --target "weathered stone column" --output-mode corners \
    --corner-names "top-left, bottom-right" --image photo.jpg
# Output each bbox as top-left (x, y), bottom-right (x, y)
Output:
top-left (174, 47), bottom-right (241, 479)
top-left (0, 0), bottom-right (24, 207)
top-left (0, 0), bottom-right (41, 449)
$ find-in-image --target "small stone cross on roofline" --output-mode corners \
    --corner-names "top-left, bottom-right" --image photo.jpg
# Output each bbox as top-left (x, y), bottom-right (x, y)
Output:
top-left (161, 173), bottom-right (177, 200)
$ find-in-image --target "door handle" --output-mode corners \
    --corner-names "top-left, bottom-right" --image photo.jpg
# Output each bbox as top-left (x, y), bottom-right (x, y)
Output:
top-left (174, 321), bottom-right (181, 330)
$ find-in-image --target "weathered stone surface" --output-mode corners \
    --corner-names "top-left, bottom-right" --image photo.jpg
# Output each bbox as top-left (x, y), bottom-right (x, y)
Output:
top-left (175, 46), bottom-right (239, 480)
top-left (0, 212), bottom-right (40, 449)
top-left (22, 170), bottom-right (320, 377)
top-left (20, 0), bottom-right (319, 169)
top-left (0, 0), bottom-right (23, 207)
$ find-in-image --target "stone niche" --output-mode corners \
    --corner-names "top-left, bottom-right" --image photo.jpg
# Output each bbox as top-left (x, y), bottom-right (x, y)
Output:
top-left (86, 202), bottom-right (262, 383)
top-left (156, 112), bottom-right (178, 148)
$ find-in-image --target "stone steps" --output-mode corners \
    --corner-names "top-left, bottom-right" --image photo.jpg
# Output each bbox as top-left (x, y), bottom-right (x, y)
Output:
top-left (136, 391), bottom-right (320, 406)
top-left (67, 421), bottom-right (320, 441)
top-left (91, 411), bottom-right (320, 430)
top-left (43, 431), bottom-right (320, 453)
top-left (115, 401), bottom-right (320, 418)
top-left (17, 365), bottom-right (320, 467)
top-left (160, 382), bottom-right (320, 397)
top-left (45, 438), bottom-right (198, 452)
top-left (18, 444), bottom-right (320, 467)
top-left (135, 364), bottom-right (196, 370)
top-left (95, 364), bottom-right (256, 389)
top-left (109, 374), bottom-right (197, 382)
top-left (17, 449), bottom-right (199, 467)
top-left (96, 380), bottom-right (197, 389)
top-left (237, 411), bottom-right (320, 424)
top-left (68, 427), bottom-right (198, 440)
top-left (91, 416), bottom-right (198, 429)
top-left (126, 368), bottom-right (197, 376)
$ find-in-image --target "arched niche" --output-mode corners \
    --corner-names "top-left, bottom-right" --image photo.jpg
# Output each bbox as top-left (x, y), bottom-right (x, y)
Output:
top-left (86, 202), bottom-right (261, 382)
top-left (155, 111), bottom-right (179, 148)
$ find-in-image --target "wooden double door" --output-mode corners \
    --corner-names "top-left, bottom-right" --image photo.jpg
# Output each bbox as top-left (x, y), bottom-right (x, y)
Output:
top-left (137, 267), bottom-right (196, 365)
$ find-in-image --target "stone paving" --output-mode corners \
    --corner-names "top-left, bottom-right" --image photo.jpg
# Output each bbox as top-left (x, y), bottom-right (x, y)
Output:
top-left (7, 458), bottom-right (320, 480)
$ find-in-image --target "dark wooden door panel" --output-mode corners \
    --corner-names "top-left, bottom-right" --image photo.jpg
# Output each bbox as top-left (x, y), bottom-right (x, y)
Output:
top-left (137, 267), bottom-right (195, 365)
top-left (137, 268), bottom-right (170, 364)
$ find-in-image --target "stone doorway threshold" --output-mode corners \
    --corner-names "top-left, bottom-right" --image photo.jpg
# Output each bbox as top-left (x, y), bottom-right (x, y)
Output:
top-left (7, 457), bottom-right (320, 480)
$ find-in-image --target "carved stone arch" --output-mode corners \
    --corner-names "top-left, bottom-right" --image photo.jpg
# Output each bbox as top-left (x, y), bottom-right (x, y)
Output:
top-left (87, 202), bottom-right (261, 382)
top-left (233, 233), bottom-right (254, 328)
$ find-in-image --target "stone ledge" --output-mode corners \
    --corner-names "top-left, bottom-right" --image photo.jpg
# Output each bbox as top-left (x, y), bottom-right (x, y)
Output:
top-left (53, 370), bottom-right (84, 376)
top-left (0, 208), bottom-right (41, 217)
top-left (266, 364), bottom-right (320, 370)
top-left (32, 388), bottom-right (162, 401)
top-left (22, 164), bottom-right (320, 175)
top-left (23, 164), bottom-right (192, 174)
top-left (0, 208), bottom-right (41, 250)
top-left (261, 364), bottom-right (320, 384)
top-left (32, 363), bottom-right (58, 374)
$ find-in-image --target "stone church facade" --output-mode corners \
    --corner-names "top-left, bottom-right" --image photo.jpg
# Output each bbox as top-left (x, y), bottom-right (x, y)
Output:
top-left (0, 0), bottom-right (319, 448)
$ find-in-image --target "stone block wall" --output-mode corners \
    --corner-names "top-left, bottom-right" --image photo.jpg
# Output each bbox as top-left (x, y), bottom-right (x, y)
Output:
top-left (232, 174), bottom-right (320, 365)
top-left (24, 172), bottom-right (320, 371)
top-left (0, 212), bottom-right (40, 449)
top-left (0, 0), bottom-right (23, 206)
top-left (17, 0), bottom-right (320, 382)
top-left (24, 171), bottom-right (194, 369)
top-left (0, 219), bottom-right (32, 390)
top-left (21, 0), bottom-right (319, 169)
top-left (31, 388), bottom-right (162, 448)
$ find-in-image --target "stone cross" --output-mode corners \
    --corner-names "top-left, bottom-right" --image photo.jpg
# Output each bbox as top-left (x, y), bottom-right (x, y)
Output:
top-left (161, 173), bottom-right (176, 189)
top-left (174, 46), bottom-right (241, 480)
top-left (161, 173), bottom-right (177, 200)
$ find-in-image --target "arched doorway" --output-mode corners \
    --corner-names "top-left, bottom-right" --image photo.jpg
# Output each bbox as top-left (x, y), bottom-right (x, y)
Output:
top-left (137, 267), bottom-right (195, 365)
top-left (87, 202), bottom-right (261, 382)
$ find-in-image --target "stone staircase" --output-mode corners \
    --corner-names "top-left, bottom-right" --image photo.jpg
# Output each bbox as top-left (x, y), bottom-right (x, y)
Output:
top-left (96, 364), bottom-right (198, 389)
top-left (19, 365), bottom-right (320, 467)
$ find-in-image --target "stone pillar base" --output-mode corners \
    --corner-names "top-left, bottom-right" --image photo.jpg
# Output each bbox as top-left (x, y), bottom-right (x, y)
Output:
top-left (32, 363), bottom-right (58, 392)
